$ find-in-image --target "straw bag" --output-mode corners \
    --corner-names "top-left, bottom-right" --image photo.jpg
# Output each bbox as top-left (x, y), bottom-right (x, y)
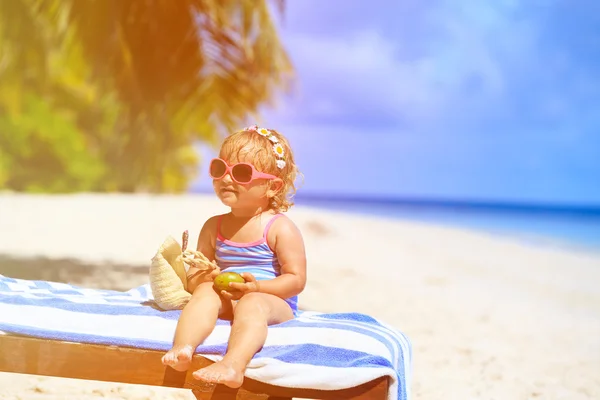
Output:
top-left (149, 235), bottom-right (191, 310)
top-left (149, 231), bottom-right (218, 310)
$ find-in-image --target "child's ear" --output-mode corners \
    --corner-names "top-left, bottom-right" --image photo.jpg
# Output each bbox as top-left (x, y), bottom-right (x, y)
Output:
top-left (266, 179), bottom-right (284, 197)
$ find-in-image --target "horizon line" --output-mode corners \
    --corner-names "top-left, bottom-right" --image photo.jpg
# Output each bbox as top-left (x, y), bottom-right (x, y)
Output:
top-left (189, 188), bottom-right (600, 214)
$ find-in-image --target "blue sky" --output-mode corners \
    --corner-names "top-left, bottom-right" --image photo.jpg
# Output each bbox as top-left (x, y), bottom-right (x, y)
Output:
top-left (193, 0), bottom-right (600, 205)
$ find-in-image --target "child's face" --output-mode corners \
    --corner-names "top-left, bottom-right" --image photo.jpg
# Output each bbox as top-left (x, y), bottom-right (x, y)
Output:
top-left (213, 149), bottom-right (272, 209)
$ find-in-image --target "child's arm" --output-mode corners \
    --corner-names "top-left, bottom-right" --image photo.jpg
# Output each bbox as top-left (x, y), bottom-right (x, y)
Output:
top-left (267, 217), bottom-right (307, 298)
top-left (186, 216), bottom-right (220, 293)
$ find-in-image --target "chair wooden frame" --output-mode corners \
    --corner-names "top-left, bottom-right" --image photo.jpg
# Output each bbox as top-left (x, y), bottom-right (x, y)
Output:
top-left (0, 334), bottom-right (389, 399)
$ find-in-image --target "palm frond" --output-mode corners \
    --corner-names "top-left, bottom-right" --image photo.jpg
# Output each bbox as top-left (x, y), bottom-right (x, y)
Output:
top-left (0, 0), bottom-right (292, 192)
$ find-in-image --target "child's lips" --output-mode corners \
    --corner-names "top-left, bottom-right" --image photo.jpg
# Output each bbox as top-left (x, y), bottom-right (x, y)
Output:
top-left (221, 187), bottom-right (237, 194)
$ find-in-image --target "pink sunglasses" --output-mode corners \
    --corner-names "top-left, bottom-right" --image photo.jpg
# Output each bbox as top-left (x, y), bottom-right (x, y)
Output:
top-left (209, 158), bottom-right (277, 184)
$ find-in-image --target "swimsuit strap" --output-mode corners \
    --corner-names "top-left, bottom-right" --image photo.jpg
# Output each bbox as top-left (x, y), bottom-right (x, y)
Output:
top-left (263, 213), bottom-right (284, 239)
top-left (216, 214), bottom-right (224, 239)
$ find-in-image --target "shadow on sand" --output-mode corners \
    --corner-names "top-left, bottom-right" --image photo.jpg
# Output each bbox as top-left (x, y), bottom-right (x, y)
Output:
top-left (0, 255), bottom-right (149, 291)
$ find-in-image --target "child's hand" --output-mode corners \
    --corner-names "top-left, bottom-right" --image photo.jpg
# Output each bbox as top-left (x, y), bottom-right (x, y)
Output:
top-left (219, 272), bottom-right (260, 301)
top-left (187, 263), bottom-right (221, 284)
top-left (204, 266), bottom-right (221, 283)
top-left (183, 251), bottom-right (219, 271)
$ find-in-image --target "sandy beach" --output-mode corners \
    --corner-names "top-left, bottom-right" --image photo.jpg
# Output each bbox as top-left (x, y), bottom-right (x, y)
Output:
top-left (0, 193), bottom-right (599, 399)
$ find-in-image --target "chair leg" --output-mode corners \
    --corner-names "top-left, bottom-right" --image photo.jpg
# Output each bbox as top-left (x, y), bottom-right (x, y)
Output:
top-left (191, 388), bottom-right (282, 399)
top-left (191, 389), bottom-right (211, 399)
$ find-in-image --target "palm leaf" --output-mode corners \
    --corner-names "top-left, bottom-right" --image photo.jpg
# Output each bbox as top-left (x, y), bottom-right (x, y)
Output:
top-left (0, 0), bottom-right (292, 192)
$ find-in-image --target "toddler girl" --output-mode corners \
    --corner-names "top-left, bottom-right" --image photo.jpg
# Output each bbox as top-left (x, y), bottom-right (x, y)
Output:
top-left (161, 125), bottom-right (307, 389)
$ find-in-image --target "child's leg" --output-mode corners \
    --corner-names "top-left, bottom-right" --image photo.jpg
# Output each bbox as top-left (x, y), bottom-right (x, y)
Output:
top-left (192, 292), bottom-right (294, 388)
top-left (162, 282), bottom-right (231, 371)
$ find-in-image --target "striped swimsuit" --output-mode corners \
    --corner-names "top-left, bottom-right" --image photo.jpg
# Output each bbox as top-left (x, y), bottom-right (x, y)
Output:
top-left (214, 213), bottom-right (299, 315)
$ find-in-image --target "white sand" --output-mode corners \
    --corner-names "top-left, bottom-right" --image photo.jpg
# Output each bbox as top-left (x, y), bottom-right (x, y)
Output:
top-left (0, 193), bottom-right (599, 399)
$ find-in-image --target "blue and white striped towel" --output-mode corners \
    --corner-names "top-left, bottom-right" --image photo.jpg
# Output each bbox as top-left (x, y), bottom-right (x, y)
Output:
top-left (0, 275), bottom-right (412, 400)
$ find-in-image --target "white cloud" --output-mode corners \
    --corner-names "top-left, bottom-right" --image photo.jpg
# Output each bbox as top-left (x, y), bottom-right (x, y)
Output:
top-left (273, 30), bottom-right (447, 125)
top-left (260, 1), bottom-right (600, 203)
top-left (269, 0), bottom-right (582, 133)
top-left (271, 19), bottom-right (536, 129)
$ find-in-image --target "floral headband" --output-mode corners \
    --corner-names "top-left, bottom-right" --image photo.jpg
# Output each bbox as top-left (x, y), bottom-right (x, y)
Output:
top-left (244, 124), bottom-right (286, 169)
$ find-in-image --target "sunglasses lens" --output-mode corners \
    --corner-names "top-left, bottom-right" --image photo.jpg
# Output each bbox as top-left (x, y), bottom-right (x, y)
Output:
top-left (209, 159), bottom-right (226, 178)
top-left (232, 164), bottom-right (253, 183)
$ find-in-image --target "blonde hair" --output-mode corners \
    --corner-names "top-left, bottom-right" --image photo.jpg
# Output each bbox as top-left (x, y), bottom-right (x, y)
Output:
top-left (219, 127), bottom-right (300, 212)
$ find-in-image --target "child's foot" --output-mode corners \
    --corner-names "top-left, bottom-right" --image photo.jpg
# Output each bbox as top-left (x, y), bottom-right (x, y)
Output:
top-left (192, 360), bottom-right (244, 388)
top-left (161, 344), bottom-right (193, 371)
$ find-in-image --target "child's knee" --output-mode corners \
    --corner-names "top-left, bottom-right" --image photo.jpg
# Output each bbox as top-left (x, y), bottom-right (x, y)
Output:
top-left (191, 281), bottom-right (218, 299)
top-left (235, 293), bottom-right (268, 316)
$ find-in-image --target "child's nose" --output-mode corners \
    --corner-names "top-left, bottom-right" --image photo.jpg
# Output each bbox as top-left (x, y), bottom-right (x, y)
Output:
top-left (221, 173), bottom-right (233, 183)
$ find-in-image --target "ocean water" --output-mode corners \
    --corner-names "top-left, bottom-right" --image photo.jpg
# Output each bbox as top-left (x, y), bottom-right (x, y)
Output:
top-left (293, 196), bottom-right (600, 253)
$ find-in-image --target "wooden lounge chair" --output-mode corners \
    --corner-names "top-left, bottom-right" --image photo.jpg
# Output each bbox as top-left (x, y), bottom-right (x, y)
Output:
top-left (0, 333), bottom-right (389, 400)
